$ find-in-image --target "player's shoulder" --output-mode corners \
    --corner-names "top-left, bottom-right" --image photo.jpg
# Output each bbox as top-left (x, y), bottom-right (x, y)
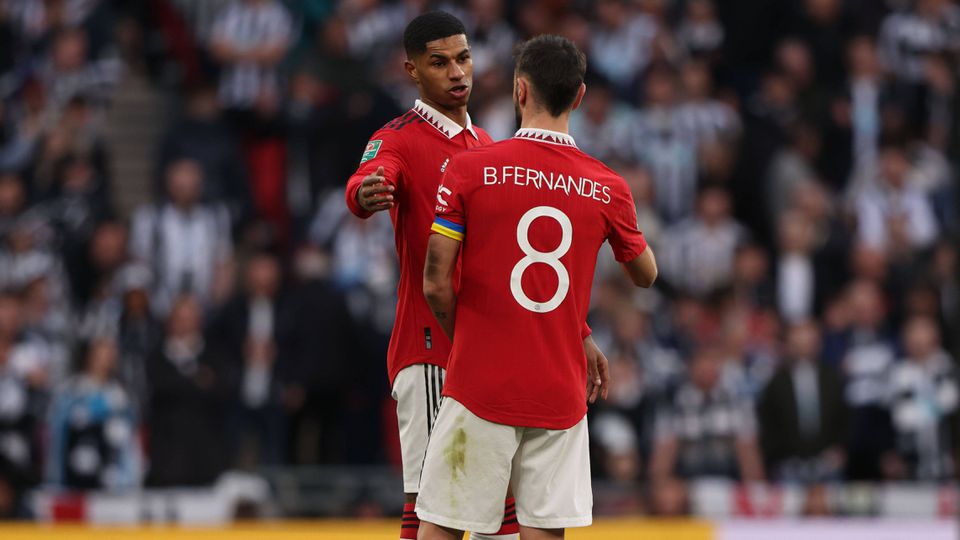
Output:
top-left (572, 148), bottom-right (627, 184)
top-left (377, 109), bottom-right (426, 136)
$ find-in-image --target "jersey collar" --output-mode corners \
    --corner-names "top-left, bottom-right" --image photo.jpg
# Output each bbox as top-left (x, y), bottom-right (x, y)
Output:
top-left (513, 128), bottom-right (578, 148)
top-left (413, 99), bottom-right (478, 140)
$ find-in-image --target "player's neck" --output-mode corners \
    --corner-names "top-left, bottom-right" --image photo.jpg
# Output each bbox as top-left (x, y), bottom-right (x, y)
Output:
top-left (519, 111), bottom-right (571, 135)
top-left (420, 97), bottom-right (468, 128)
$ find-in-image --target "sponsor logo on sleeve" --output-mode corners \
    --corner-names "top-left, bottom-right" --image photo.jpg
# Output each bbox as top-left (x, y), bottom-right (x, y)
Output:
top-left (360, 140), bottom-right (382, 163)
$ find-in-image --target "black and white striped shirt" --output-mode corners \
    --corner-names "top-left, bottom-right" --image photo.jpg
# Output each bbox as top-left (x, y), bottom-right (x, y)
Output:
top-left (210, 0), bottom-right (293, 108)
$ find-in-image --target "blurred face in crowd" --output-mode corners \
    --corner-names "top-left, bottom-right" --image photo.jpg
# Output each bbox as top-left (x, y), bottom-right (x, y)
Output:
top-left (86, 339), bottom-right (118, 381)
top-left (777, 39), bottom-right (814, 88)
top-left (61, 157), bottom-right (96, 192)
top-left (645, 70), bottom-right (676, 107)
top-left (786, 320), bottom-right (822, 361)
top-left (681, 61), bottom-right (712, 101)
top-left (917, 0), bottom-right (946, 18)
top-left (733, 245), bottom-right (768, 285)
top-left (847, 37), bottom-right (879, 77)
top-left (687, 0), bottom-right (716, 23)
top-left (166, 159), bottom-right (203, 209)
top-left (0, 174), bottom-right (25, 216)
top-left (903, 317), bottom-right (940, 361)
top-left (246, 254), bottom-right (281, 298)
top-left (847, 280), bottom-right (885, 330)
top-left (805, 0), bottom-right (841, 24)
top-left (405, 34), bottom-right (472, 112)
top-left (470, 0), bottom-right (503, 28)
top-left (0, 295), bottom-right (21, 338)
top-left (697, 187), bottom-right (730, 226)
top-left (879, 146), bottom-right (910, 189)
top-left (690, 347), bottom-right (722, 391)
top-left (583, 84), bottom-right (613, 123)
top-left (597, 0), bottom-right (626, 28)
top-left (186, 87), bottom-right (220, 121)
top-left (167, 296), bottom-right (203, 338)
top-left (90, 223), bottom-right (128, 272)
top-left (778, 210), bottom-right (814, 254)
top-left (761, 73), bottom-right (795, 109)
top-left (53, 29), bottom-right (88, 71)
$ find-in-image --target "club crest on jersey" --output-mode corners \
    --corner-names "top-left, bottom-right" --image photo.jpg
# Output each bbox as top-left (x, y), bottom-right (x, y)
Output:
top-left (360, 140), bottom-right (382, 163)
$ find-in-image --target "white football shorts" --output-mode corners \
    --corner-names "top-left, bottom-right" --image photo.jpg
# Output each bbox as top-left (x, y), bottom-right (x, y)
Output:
top-left (392, 363), bottom-right (446, 493)
top-left (416, 397), bottom-right (592, 533)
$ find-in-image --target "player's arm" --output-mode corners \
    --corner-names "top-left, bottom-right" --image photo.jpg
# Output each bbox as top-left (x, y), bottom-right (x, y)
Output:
top-left (584, 334), bottom-right (609, 403)
top-left (348, 166), bottom-right (395, 216)
top-left (621, 245), bottom-right (658, 288)
top-left (608, 179), bottom-right (658, 288)
top-left (345, 134), bottom-right (402, 218)
top-left (423, 233), bottom-right (461, 341)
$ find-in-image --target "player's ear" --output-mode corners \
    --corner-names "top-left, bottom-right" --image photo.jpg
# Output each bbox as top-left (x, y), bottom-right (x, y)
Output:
top-left (404, 58), bottom-right (419, 84)
top-left (570, 83), bottom-right (586, 112)
top-left (516, 77), bottom-right (527, 108)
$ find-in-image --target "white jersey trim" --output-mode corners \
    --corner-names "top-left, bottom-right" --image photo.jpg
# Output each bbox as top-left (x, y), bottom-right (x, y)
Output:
top-left (514, 127), bottom-right (578, 148)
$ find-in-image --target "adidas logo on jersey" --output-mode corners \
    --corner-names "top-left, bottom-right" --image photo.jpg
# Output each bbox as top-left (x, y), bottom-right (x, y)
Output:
top-left (440, 158), bottom-right (450, 172)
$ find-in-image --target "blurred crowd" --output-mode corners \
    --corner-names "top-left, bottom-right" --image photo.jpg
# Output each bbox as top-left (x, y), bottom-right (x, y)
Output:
top-left (0, 0), bottom-right (957, 520)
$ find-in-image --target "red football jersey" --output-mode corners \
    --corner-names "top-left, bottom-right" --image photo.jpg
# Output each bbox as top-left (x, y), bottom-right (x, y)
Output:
top-left (346, 100), bottom-right (493, 385)
top-left (432, 128), bottom-right (648, 430)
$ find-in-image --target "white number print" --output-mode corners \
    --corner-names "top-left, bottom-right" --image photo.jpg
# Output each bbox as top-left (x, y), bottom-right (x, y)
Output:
top-left (510, 206), bottom-right (572, 313)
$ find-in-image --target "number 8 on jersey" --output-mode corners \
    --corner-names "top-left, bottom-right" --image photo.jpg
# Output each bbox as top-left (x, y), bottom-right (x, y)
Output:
top-left (511, 206), bottom-right (572, 313)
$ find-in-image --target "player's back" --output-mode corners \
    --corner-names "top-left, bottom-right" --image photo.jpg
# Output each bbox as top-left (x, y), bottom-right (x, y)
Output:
top-left (435, 128), bottom-right (647, 430)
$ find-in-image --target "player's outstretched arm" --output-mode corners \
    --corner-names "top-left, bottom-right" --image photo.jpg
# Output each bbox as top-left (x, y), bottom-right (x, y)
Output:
top-left (423, 233), bottom-right (461, 340)
top-left (347, 166), bottom-right (395, 216)
top-left (621, 245), bottom-right (658, 288)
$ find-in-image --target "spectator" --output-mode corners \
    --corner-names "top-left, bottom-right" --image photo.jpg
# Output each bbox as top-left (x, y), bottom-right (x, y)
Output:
top-left (46, 338), bottom-right (139, 490)
top-left (767, 121), bottom-right (821, 225)
top-left (212, 252), bottom-right (289, 467)
top-left (677, 60), bottom-right (740, 146)
top-left (758, 320), bottom-right (847, 482)
top-left (209, 0), bottom-right (294, 112)
top-left (854, 138), bottom-right (939, 255)
top-left (38, 27), bottom-right (122, 113)
top-left (659, 186), bottom-right (748, 297)
top-left (776, 210), bottom-right (818, 323)
top-left (840, 279), bottom-right (897, 479)
top-left (130, 159), bottom-right (233, 316)
top-left (156, 85), bottom-right (251, 228)
top-left (0, 337), bottom-right (37, 517)
top-left (887, 316), bottom-right (959, 480)
top-left (569, 76), bottom-right (634, 164)
top-left (879, 0), bottom-right (960, 84)
top-left (114, 264), bottom-right (160, 417)
top-left (145, 295), bottom-right (233, 487)
top-left (845, 36), bottom-right (885, 175)
top-left (675, 0), bottom-right (724, 61)
top-left (590, 0), bottom-right (659, 97)
top-left (630, 66), bottom-right (699, 223)
top-left (649, 344), bottom-right (765, 481)
top-left (462, 0), bottom-right (516, 77)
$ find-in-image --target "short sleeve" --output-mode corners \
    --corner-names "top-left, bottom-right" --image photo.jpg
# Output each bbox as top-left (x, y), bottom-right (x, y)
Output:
top-left (430, 157), bottom-right (468, 242)
top-left (345, 130), bottom-right (405, 218)
top-left (607, 180), bottom-right (648, 262)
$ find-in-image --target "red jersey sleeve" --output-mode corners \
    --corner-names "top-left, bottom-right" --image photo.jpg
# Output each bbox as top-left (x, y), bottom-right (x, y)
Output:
top-left (430, 156), bottom-right (468, 241)
top-left (345, 130), bottom-right (405, 218)
top-left (607, 180), bottom-right (648, 263)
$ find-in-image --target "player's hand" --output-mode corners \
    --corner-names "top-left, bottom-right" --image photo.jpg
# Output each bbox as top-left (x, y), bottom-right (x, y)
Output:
top-left (357, 166), bottom-right (395, 213)
top-left (584, 335), bottom-right (609, 404)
